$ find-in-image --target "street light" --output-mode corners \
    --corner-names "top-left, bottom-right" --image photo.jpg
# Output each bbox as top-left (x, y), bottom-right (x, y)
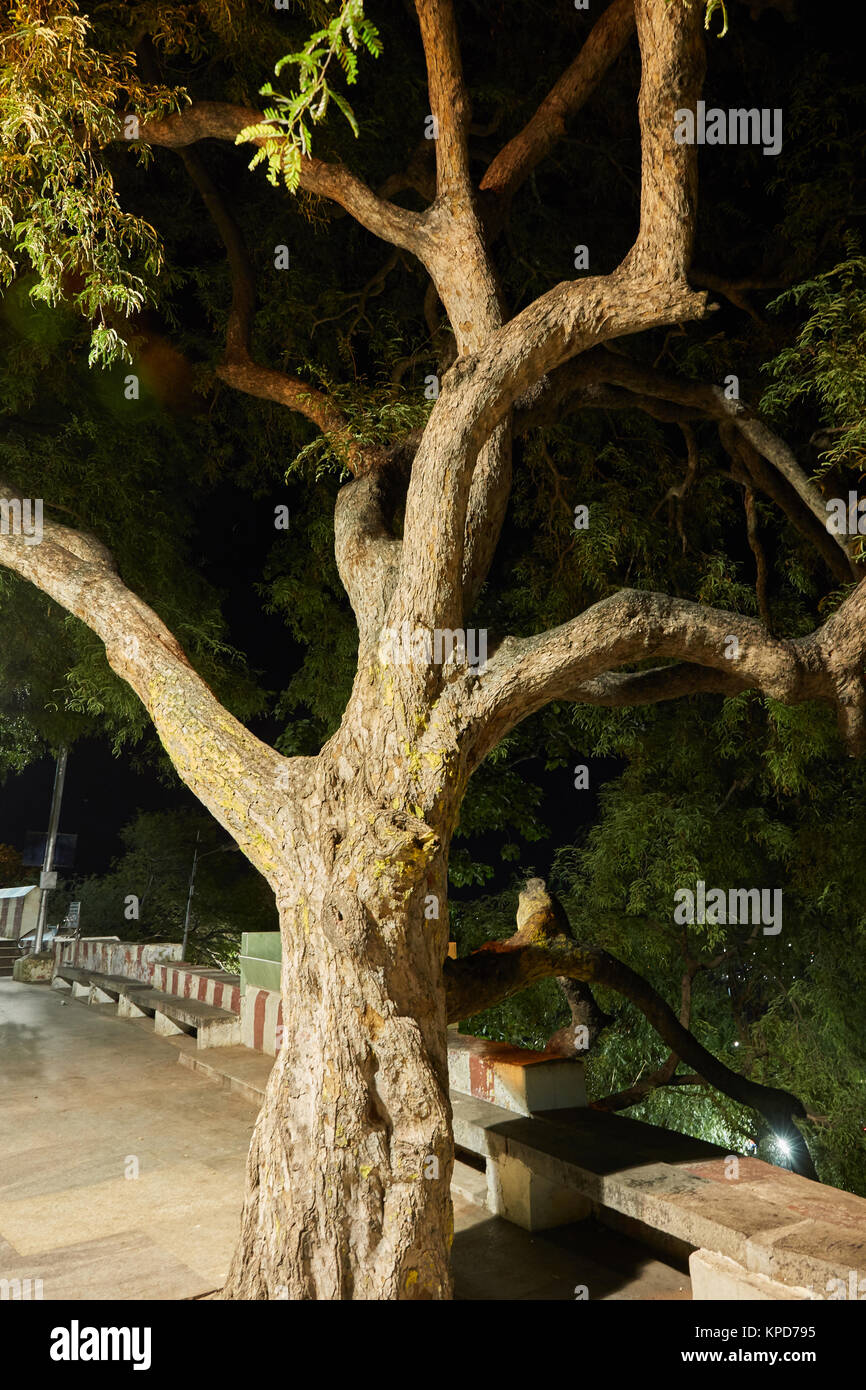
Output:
top-left (181, 834), bottom-right (240, 960)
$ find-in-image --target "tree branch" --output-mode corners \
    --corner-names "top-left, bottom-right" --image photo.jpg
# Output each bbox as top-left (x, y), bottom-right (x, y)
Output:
top-left (335, 440), bottom-right (417, 644)
top-left (466, 581), bottom-right (866, 765)
top-left (413, 0), bottom-right (473, 207)
top-left (629, 0), bottom-right (704, 280)
top-left (393, 271), bottom-right (706, 645)
top-left (480, 0), bottom-right (636, 212)
top-left (592, 1070), bottom-right (706, 1112)
top-left (139, 102), bottom-right (429, 257)
top-left (515, 351), bottom-right (857, 586)
top-left (722, 424), bottom-right (854, 587)
top-left (0, 491), bottom-right (291, 879)
top-left (173, 142), bottom-right (255, 362)
top-left (444, 881), bottom-right (818, 1178)
top-left (568, 662), bottom-right (748, 706)
top-left (567, 348), bottom-right (860, 577)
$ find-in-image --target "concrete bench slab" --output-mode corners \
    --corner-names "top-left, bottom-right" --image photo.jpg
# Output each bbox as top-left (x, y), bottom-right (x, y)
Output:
top-left (689, 1248), bottom-right (820, 1301)
top-left (451, 1090), bottom-right (866, 1296)
top-left (55, 966), bottom-right (152, 1011)
top-left (54, 964), bottom-right (149, 990)
top-left (124, 987), bottom-right (240, 1050)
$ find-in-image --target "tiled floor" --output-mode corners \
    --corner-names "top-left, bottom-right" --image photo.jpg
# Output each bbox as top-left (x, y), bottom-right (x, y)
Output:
top-left (0, 980), bottom-right (689, 1300)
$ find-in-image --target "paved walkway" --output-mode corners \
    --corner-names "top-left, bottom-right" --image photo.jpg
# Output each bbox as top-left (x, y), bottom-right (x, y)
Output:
top-left (0, 980), bottom-right (688, 1300)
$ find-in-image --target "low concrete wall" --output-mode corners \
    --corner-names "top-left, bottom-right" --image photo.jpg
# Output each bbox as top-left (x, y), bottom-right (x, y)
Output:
top-left (53, 938), bottom-right (183, 985)
top-left (242, 985), bottom-right (284, 1055)
top-left (448, 1032), bottom-right (586, 1115)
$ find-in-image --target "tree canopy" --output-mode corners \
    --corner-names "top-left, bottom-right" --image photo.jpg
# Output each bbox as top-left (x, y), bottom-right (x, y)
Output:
top-left (1, 0), bottom-right (865, 1294)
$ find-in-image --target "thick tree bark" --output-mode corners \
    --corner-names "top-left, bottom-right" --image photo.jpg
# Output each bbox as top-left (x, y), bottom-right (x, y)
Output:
top-left (224, 860), bottom-right (453, 1299)
top-left (222, 658), bottom-right (463, 1298)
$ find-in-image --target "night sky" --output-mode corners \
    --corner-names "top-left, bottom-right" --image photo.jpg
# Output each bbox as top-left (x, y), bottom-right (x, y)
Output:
top-left (0, 481), bottom-right (290, 877)
top-left (0, 745), bottom-right (183, 876)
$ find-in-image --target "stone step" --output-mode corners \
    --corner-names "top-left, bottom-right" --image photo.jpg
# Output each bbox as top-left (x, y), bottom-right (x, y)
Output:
top-left (177, 1042), bottom-right (274, 1105)
top-left (0, 944), bottom-right (21, 978)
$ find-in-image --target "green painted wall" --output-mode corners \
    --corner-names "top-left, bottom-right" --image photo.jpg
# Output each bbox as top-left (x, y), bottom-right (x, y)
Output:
top-left (240, 931), bottom-right (281, 994)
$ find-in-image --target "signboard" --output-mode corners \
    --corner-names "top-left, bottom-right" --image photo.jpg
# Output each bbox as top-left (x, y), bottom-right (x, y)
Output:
top-left (66, 902), bottom-right (81, 935)
top-left (21, 832), bottom-right (77, 869)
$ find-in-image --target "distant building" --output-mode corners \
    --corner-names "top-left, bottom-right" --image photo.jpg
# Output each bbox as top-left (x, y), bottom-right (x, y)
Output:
top-left (0, 886), bottom-right (40, 940)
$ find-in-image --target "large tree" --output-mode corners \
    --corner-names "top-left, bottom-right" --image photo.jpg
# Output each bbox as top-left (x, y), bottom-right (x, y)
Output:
top-left (2, 0), bottom-right (864, 1297)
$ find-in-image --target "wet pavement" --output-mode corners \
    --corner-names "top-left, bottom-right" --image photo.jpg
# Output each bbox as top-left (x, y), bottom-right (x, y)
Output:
top-left (0, 980), bottom-right (689, 1300)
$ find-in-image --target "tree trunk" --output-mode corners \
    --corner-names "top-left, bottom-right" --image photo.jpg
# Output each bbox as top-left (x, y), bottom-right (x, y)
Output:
top-left (223, 679), bottom-right (458, 1299)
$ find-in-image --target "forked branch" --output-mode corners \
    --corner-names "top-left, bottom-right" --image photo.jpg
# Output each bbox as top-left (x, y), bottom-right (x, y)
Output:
top-left (466, 583), bottom-right (866, 764)
top-left (444, 878), bottom-right (818, 1178)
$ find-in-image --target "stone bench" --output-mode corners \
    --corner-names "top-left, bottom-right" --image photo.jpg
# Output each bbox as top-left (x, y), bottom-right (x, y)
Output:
top-left (52, 964), bottom-right (150, 1005)
top-left (114, 983), bottom-right (240, 1049)
top-left (54, 962), bottom-right (240, 1050)
top-left (450, 1092), bottom-right (866, 1300)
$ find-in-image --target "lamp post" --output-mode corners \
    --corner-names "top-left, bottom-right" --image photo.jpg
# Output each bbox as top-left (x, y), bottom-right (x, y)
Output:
top-left (181, 835), bottom-right (239, 959)
top-left (33, 745), bottom-right (68, 955)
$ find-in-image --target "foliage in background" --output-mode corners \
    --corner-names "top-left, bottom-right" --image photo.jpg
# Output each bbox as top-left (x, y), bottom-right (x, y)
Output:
top-left (52, 808), bottom-right (277, 969)
top-left (762, 238), bottom-right (866, 535)
top-left (0, 0), bottom-right (183, 363)
top-left (0, 841), bottom-right (26, 888)
top-left (0, 1), bottom-right (864, 1190)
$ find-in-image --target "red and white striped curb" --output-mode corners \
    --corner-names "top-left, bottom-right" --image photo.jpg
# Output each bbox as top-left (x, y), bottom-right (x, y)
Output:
top-left (241, 987), bottom-right (284, 1056)
top-left (152, 963), bottom-right (241, 1015)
